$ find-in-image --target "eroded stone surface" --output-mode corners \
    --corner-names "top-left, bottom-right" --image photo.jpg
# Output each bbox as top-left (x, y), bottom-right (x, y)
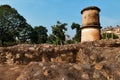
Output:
top-left (0, 39), bottom-right (120, 80)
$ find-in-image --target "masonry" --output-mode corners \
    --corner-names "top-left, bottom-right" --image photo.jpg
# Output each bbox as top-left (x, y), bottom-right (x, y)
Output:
top-left (0, 39), bottom-right (119, 65)
top-left (81, 6), bottom-right (102, 42)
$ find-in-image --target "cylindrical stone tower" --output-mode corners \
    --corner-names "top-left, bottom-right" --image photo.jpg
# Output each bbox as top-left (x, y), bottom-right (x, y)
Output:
top-left (81, 6), bottom-right (101, 42)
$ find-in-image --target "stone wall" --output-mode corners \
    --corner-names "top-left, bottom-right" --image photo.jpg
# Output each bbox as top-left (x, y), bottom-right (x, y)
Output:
top-left (0, 44), bottom-right (80, 64)
top-left (0, 39), bottom-right (120, 65)
top-left (0, 39), bottom-right (120, 80)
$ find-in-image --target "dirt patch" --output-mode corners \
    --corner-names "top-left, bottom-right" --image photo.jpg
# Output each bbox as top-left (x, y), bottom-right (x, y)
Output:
top-left (0, 64), bottom-right (25, 80)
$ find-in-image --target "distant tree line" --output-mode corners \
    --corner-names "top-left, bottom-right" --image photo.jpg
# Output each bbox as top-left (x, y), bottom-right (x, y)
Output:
top-left (0, 5), bottom-right (81, 46)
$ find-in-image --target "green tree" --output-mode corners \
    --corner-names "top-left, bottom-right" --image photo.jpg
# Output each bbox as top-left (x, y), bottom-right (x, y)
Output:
top-left (51, 21), bottom-right (67, 45)
top-left (0, 5), bottom-right (28, 46)
top-left (71, 22), bottom-right (81, 42)
top-left (29, 29), bottom-right (38, 44)
top-left (101, 33), bottom-right (119, 39)
top-left (31, 26), bottom-right (48, 44)
top-left (17, 24), bottom-right (33, 43)
top-left (47, 34), bottom-right (57, 44)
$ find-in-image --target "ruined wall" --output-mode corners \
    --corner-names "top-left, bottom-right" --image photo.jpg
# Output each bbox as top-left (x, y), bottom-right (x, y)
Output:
top-left (0, 39), bottom-right (120, 80)
top-left (0, 39), bottom-right (120, 65)
top-left (0, 44), bottom-right (80, 64)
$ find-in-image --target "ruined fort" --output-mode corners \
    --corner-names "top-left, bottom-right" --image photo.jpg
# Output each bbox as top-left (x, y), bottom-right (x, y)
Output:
top-left (0, 6), bottom-right (120, 80)
top-left (0, 6), bottom-right (104, 64)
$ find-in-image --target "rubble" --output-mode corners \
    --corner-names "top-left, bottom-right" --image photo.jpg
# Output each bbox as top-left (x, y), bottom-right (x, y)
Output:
top-left (0, 39), bottom-right (120, 80)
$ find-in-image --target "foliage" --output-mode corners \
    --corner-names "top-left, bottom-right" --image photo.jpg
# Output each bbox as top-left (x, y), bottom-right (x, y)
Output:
top-left (65, 40), bottom-right (75, 44)
top-left (17, 24), bottom-right (33, 43)
top-left (47, 34), bottom-right (57, 44)
top-left (31, 26), bottom-right (48, 44)
top-left (49, 21), bottom-right (67, 45)
top-left (0, 5), bottom-right (28, 46)
top-left (71, 22), bottom-right (81, 42)
top-left (101, 33), bottom-right (119, 39)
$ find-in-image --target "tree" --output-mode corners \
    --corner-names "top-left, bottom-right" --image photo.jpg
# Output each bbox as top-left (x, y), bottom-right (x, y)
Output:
top-left (101, 33), bottom-right (119, 39)
top-left (0, 5), bottom-right (28, 46)
top-left (51, 21), bottom-right (67, 45)
top-left (47, 34), bottom-right (57, 44)
top-left (71, 22), bottom-right (81, 42)
top-left (17, 24), bottom-right (33, 43)
top-left (31, 26), bottom-right (48, 44)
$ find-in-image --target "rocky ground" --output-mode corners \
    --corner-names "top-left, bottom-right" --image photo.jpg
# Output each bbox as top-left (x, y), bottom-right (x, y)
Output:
top-left (0, 39), bottom-right (120, 80)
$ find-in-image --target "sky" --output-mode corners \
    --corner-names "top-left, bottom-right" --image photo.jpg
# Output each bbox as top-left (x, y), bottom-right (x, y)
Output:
top-left (0, 0), bottom-right (120, 38)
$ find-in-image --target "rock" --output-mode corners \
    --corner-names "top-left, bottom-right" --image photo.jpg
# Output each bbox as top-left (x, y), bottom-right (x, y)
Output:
top-left (81, 64), bottom-right (91, 70)
top-left (73, 64), bottom-right (82, 71)
top-left (43, 69), bottom-right (50, 77)
top-left (0, 39), bottom-right (120, 79)
top-left (100, 70), bottom-right (109, 78)
top-left (94, 63), bottom-right (103, 70)
top-left (93, 71), bottom-right (100, 79)
top-left (16, 53), bottom-right (20, 59)
top-left (81, 73), bottom-right (89, 79)
top-left (28, 47), bottom-right (35, 51)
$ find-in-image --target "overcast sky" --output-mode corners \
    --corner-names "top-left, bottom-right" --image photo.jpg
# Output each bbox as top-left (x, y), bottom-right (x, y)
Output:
top-left (0, 0), bottom-right (120, 37)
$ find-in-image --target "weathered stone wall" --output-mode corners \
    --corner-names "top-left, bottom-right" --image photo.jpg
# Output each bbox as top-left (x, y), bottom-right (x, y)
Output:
top-left (0, 44), bottom-right (80, 64)
top-left (0, 39), bottom-right (120, 65)
top-left (1, 39), bottom-right (120, 80)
